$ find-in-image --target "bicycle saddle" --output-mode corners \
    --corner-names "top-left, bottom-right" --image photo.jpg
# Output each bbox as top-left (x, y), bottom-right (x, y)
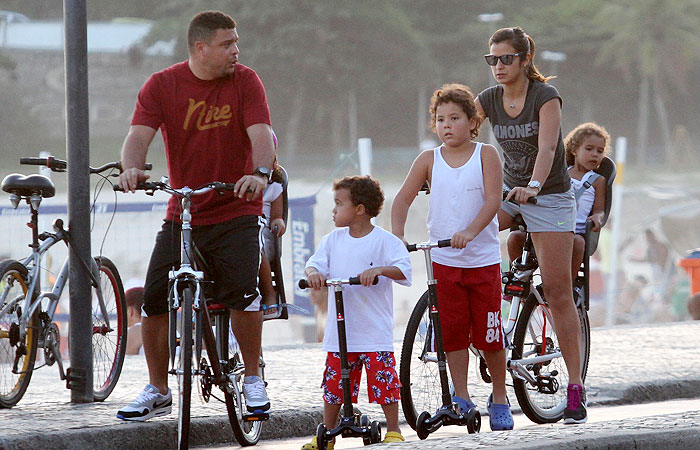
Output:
top-left (1, 173), bottom-right (56, 198)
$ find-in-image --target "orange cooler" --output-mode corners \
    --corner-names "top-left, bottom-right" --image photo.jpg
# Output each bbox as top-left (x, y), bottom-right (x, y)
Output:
top-left (679, 250), bottom-right (700, 295)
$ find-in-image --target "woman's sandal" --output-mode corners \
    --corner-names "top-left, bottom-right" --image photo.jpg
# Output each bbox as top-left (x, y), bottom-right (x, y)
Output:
top-left (487, 393), bottom-right (514, 431)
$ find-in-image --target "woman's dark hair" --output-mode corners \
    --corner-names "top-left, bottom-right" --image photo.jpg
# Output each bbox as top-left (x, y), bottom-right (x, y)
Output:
top-left (333, 176), bottom-right (384, 218)
top-left (489, 26), bottom-right (553, 83)
top-left (428, 83), bottom-right (482, 139)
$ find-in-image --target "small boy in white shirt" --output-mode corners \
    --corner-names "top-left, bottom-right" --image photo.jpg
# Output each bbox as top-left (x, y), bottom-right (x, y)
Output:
top-left (302, 175), bottom-right (412, 449)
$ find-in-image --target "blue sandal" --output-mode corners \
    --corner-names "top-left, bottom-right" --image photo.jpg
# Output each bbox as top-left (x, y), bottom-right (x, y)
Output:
top-left (487, 393), bottom-right (514, 431)
top-left (452, 396), bottom-right (476, 414)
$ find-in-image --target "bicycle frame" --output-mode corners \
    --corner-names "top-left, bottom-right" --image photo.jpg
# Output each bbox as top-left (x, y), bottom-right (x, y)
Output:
top-left (1, 212), bottom-right (112, 367)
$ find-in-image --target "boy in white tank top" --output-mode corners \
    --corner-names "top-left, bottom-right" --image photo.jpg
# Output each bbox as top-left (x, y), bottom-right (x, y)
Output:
top-left (391, 84), bottom-right (513, 431)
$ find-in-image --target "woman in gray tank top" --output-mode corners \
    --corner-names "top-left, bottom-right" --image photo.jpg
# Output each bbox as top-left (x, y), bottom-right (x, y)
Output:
top-left (474, 26), bottom-right (587, 424)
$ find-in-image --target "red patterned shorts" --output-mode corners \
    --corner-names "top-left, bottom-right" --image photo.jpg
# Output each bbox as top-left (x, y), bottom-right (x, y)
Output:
top-left (321, 351), bottom-right (401, 405)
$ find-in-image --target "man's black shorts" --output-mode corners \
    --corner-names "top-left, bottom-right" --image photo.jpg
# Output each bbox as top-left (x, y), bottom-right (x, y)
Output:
top-left (142, 215), bottom-right (263, 317)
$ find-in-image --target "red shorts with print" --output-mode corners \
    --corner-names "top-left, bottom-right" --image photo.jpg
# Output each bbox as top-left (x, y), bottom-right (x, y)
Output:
top-left (433, 262), bottom-right (505, 352)
top-left (322, 351), bottom-right (400, 405)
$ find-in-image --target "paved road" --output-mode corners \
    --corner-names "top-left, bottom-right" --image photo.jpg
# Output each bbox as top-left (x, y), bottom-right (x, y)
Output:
top-left (201, 398), bottom-right (700, 449)
top-left (1, 321), bottom-right (699, 449)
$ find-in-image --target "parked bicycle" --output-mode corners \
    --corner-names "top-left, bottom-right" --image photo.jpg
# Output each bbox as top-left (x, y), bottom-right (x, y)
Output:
top-left (0, 156), bottom-right (133, 408)
top-left (115, 179), bottom-right (268, 449)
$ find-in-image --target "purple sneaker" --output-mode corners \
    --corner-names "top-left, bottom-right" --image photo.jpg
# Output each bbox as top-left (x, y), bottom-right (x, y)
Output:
top-left (563, 383), bottom-right (587, 424)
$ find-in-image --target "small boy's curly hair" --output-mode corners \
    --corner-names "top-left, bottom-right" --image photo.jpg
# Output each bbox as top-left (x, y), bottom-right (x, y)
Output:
top-left (564, 122), bottom-right (610, 166)
top-left (333, 175), bottom-right (384, 218)
top-left (428, 83), bottom-right (482, 139)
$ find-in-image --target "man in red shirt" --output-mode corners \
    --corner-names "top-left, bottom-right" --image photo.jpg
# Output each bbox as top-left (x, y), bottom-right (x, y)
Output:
top-left (117, 10), bottom-right (275, 421)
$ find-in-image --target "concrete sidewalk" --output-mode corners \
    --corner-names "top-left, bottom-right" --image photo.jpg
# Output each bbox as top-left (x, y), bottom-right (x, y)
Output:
top-left (1, 321), bottom-right (699, 449)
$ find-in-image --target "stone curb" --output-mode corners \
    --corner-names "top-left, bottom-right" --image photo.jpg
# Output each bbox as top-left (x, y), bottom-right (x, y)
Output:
top-left (2, 377), bottom-right (699, 449)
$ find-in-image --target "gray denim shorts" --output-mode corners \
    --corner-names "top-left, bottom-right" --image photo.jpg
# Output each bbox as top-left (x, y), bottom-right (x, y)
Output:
top-left (501, 188), bottom-right (576, 233)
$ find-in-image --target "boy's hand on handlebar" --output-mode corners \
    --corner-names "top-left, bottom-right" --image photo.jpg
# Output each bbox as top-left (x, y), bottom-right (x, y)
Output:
top-left (506, 186), bottom-right (538, 204)
top-left (306, 271), bottom-right (326, 290)
top-left (358, 267), bottom-right (382, 287)
top-left (451, 230), bottom-right (475, 249)
top-left (118, 168), bottom-right (150, 193)
top-left (235, 174), bottom-right (266, 200)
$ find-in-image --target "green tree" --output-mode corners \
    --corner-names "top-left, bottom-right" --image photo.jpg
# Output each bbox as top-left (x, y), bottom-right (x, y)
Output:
top-left (593, 0), bottom-right (700, 165)
top-left (144, 0), bottom-right (433, 155)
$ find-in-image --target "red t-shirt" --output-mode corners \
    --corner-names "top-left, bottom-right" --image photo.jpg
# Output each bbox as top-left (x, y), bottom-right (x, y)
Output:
top-left (131, 61), bottom-right (271, 225)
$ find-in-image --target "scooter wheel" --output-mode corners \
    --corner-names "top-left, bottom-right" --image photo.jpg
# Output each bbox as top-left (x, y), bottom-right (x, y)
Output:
top-left (316, 423), bottom-right (328, 450)
top-left (359, 414), bottom-right (371, 427)
top-left (416, 411), bottom-right (431, 440)
top-left (466, 408), bottom-right (481, 434)
top-left (370, 420), bottom-right (381, 444)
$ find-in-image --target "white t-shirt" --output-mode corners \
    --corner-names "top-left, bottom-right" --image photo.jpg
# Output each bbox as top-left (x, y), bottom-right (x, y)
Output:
top-left (305, 226), bottom-right (412, 352)
top-left (262, 182), bottom-right (283, 220)
top-left (569, 169), bottom-right (597, 234)
top-left (427, 144), bottom-right (501, 268)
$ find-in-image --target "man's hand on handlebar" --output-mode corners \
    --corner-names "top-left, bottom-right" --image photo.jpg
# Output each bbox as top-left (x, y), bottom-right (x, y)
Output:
top-left (234, 174), bottom-right (266, 201)
top-left (118, 168), bottom-right (151, 193)
top-left (504, 186), bottom-right (538, 204)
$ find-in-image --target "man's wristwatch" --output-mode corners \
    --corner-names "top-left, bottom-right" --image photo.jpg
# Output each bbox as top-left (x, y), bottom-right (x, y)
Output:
top-left (253, 166), bottom-right (271, 181)
top-left (527, 180), bottom-right (542, 193)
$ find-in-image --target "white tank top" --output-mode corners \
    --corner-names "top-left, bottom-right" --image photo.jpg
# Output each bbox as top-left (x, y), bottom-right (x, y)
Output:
top-left (427, 144), bottom-right (501, 268)
top-left (569, 169), bottom-right (597, 234)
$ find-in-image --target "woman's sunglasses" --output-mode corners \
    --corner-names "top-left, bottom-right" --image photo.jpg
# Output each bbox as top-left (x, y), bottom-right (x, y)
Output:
top-left (484, 52), bottom-right (526, 66)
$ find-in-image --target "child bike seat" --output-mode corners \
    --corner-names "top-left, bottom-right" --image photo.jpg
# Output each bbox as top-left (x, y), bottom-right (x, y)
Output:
top-left (1, 173), bottom-right (56, 198)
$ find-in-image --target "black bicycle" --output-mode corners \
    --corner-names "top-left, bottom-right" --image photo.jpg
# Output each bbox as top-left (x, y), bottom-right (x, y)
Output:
top-left (116, 179), bottom-right (267, 449)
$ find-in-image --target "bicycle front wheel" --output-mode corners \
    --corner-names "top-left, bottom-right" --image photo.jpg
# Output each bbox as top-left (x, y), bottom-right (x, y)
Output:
top-left (175, 287), bottom-right (193, 450)
top-left (0, 260), bottom-right (38, 408)
top-left (216, 311), bottom-right (262, 446)
top-left (92, 256), bottom-right (127, 401)
top-left (511, 293), bottom-right (590, 423)
top-left (400, 291), bottom-right (446, 431)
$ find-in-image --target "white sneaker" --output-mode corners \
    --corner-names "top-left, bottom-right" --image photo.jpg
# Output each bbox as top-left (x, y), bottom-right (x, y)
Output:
top-left (117, 384), bottom-right (172, 421)
top-left (242, 376), bottom-right (270, 412)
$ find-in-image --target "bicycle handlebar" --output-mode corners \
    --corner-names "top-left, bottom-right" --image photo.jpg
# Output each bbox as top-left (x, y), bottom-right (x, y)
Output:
top-left (406, 239), bottom-right (451, 252)
top-left (298, 276), bottom-right (379, 289)
top-left (113, 180), bottom-right (239, 196)
top-left (20, 156), bottom-right (152, 174)
top-left (502, 189), bottom-right (537, 205)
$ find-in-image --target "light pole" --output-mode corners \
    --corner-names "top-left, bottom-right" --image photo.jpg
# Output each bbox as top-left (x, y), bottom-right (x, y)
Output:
top-left (477, 13), bottom-right (503, 148)
top-left (540, 50), bottom-right (567, 83)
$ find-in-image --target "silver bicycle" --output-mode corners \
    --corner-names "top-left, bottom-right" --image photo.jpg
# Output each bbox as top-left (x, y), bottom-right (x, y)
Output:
top-left (0, 156), bottom-right (128, 408)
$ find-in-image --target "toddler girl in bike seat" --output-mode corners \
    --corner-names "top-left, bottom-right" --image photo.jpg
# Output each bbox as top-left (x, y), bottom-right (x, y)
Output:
top-left (303, 176), bottom-right (412, 449)
top-left (565, 122), bottom-right (609, 280)
top-left (391, 83), bottom-right (513, 431)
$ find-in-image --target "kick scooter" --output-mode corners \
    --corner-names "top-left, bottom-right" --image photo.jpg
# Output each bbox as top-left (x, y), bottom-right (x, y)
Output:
top-left (299, 276), bottom-right (382, 449)
top-left (406, 239), bottom-right (481, 439)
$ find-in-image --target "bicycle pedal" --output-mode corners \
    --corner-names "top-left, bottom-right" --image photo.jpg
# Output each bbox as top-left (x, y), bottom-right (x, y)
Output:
top-left (243, 411), bottom-right (269, 421)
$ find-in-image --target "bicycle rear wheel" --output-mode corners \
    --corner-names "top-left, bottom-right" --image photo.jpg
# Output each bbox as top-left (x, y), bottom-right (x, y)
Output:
top-left (0, 260), bottom-right (38, 408)
top-left (400, 291), bottom-right (447, 431)
top-left (215, 310), bottom-right (262, 446)
top-left (91, 256), bottom-right (127, 401)
top-left (511, 293), bottom-right (590, 423)
top-left (174, 286), bottom-right (193, 450)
